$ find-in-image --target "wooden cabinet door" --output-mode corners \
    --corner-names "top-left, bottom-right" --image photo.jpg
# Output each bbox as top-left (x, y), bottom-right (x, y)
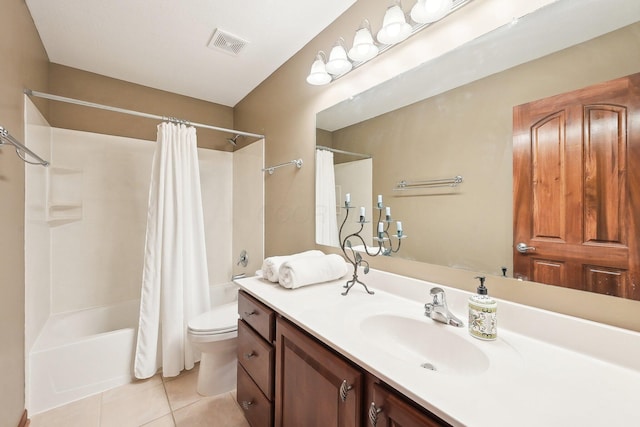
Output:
top-left (274, 317), bottom-right (362, 427)
top-left (367, 382), bottom-right (450, 427)
top-left (513, 72), bottom-right (640, 300)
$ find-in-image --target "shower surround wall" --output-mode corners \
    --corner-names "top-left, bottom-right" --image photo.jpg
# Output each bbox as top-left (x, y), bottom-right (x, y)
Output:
top-left (24, 98), bottom-right (264, 414)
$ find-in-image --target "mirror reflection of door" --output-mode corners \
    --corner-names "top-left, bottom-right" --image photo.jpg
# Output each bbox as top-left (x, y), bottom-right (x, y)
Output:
top-left (513, 72), bottom-right (640, 300)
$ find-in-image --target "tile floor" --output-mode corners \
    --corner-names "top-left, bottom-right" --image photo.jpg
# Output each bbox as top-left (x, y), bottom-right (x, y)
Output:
top-left (29, 365), bottom-right (250, 427)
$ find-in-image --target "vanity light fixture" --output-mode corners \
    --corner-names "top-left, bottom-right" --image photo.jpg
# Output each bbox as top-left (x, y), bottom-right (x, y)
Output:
top-left (325, 38), bottom-right (353, 76)
top-left (306, 0), bottom-right (469, 85)
top-left (306, 51), bottom-right (332, 85)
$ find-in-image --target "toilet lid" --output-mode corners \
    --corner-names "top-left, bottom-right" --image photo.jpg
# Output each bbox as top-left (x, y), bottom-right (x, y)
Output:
top-left (188, 301), bottom-right (238, 334)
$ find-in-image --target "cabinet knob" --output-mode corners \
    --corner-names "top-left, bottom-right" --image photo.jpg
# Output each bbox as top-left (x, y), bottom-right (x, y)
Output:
top-left (339, 379), bottom-right (353, 402)
top-left (244, 351), bottom-right (256, 359)
top-left (369, 402), bottom-right (383, 426)
top-left (243, 310), bottom-right (257, 317)
top-left (241, 400), bottom-right (253, 411)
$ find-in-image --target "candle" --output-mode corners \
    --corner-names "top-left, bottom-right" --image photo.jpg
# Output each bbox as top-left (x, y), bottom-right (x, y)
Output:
top-left (396, 221), bottom-right (403, 234)
top-left (385, 206), bottom-right (391, 219)
top-left (377, 194), bottom-right (383, 207)
top-left (359, 206), bottom-right (365, 221)
top-left (378, 222), bottom-right (384, 233)
top-left (345, 193), bottom-right (351, 204)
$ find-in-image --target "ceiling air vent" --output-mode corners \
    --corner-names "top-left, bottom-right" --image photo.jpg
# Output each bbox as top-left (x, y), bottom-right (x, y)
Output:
top-left (207, 29), bottom-right (248, 56)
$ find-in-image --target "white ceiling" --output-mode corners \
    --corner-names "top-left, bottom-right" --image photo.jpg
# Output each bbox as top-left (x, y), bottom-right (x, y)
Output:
top-left (26, 0), bottom-right (356, 107)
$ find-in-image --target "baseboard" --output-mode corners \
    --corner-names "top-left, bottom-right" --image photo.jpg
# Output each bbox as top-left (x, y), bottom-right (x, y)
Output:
top-left (18, 409), bottom-right (29, 427)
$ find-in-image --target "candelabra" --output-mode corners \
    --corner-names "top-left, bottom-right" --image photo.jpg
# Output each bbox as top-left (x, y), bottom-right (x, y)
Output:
top-left (339, 194), bottom-right (406, 296)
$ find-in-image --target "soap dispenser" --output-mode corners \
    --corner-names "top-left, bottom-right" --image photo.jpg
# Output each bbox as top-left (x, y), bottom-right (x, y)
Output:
top-left (468, 276), bottom-right (497, 340)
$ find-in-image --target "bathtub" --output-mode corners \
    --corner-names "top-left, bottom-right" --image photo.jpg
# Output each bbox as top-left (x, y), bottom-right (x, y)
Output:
top-left (27, 282), bottom-right (239, 415)
top-left (28, 298), bottom-right (140, 414)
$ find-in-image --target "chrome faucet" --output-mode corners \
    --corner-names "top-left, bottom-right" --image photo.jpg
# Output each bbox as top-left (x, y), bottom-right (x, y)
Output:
top-left (424, 287), bottom-right (464, 327)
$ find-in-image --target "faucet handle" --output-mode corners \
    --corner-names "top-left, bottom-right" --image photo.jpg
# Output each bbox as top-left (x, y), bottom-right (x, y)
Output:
top-left (424, 302), bottom-right (434, 316)
top-left (430, 287), bottom-right (444, 295)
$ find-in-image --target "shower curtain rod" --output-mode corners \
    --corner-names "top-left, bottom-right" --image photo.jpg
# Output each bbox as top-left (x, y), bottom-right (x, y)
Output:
top-left (316, 145), bottom-right (371, 159)
top-left (24, 89), bottom-right (265, 139)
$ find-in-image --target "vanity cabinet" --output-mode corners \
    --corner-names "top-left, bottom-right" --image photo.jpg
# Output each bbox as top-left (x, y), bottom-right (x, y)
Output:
top-left (275, 317), bottom-right (363, 427)
top-left (238, 290), bottom-right (450, 427)
top-left (237, 291), bottom-right (276, 427)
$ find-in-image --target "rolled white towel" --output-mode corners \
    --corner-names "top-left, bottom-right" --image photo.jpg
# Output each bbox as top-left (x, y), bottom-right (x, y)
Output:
top-left (278, 254), bottom-right (348, 289)
top-left (261, 250), bottom-right (325, 283)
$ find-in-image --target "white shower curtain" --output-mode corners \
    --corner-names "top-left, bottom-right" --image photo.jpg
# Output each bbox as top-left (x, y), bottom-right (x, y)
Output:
top-left (134, 122), bottom-right (211, 379)
top-left (315, 149), bottom-right (340, 246)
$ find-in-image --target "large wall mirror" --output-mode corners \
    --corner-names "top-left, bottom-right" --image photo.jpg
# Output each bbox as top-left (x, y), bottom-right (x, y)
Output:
top-left (315, 0), bottom-right (640, 298)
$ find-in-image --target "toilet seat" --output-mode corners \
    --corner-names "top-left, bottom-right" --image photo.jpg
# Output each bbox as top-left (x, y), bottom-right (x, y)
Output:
top-left (188, 301), bottom-right (238, 335)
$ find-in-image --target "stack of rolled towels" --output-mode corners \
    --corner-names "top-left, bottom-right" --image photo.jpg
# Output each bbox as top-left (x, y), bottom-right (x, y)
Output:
top-left (260, 250), bottom-right (348, 289)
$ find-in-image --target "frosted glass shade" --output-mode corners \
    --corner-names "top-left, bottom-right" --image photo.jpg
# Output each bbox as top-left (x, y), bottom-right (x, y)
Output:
top-left (376, 4), bottom-right (412, 45)
top-left (326, 44), bottom-right (353, 75)
top-left (348, 27), bottom-right (379, 62)
top-left (306, 55), bottom-right (331, 85)
top-left (410, 0), bottom-right (453, 24)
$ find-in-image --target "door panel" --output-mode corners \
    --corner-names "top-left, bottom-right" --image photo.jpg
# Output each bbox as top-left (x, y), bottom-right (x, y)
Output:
top-left (274, 317), bottom-right (362, 427)
top-left (583, 104), bottom-right (627, 244)
top-left (531, 259), bottom-right (565, 287)
top-left (532, 112), bottom-right (566, 240)
top-left (585, 266), bottom-right (627, 297)
top-left (513, 72), bottom-right (640, 300)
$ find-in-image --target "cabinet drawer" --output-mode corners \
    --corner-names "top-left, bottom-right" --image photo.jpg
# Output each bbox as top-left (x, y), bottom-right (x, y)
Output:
top-left (238, 364), bottom-right (273, 427)
top-left (238, 319), bottom-right (275, 400)
top-left (239, 290), bottom-right (275, 342)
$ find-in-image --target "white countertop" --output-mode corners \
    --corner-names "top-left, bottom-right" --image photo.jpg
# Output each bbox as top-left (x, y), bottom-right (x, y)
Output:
top-left (236, 269), bottom-right (640, 426)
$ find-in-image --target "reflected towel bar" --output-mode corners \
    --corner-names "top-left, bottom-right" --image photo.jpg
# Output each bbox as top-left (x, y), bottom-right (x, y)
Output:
top-left (262, 159), bottom-right (303, 175)
top-left (394, 175), bottom-right (463, 190)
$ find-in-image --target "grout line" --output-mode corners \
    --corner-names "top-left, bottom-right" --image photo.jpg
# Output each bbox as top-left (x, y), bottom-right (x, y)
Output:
top-left (98, 391), bottom-right (103, 426)
top-left (159, 375), bottom-right (178, 427)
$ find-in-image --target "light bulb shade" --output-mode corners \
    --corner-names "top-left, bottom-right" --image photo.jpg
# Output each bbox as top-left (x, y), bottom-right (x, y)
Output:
top-left (306, 55), bottom-right (331, 85)
top-left (348, 27), bottom-right (379, 62)
top-left (410, 0), bottom-right (453, 24)
top-left (325, 44), bottom-right (353, 75)
top-left (376, 4), bottom-right (412, 45)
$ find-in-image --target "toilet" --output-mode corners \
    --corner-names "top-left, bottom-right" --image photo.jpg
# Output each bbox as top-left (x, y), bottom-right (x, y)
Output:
top-left (187, 300), bottom-right (239, 396)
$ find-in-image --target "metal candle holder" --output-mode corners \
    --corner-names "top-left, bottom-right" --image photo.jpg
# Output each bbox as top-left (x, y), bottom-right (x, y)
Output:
top-left (339, 201), bottom-right (406, 296)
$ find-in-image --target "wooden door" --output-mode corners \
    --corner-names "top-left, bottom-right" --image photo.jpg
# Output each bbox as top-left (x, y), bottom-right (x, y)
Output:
top-left (274, 317), bottom-right (362, 427)
top-left (513, 73), bottom-right (640, 300)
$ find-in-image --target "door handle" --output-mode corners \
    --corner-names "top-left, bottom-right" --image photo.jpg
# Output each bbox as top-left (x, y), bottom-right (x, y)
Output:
top-left (516, 242), bottom-right (536, 254)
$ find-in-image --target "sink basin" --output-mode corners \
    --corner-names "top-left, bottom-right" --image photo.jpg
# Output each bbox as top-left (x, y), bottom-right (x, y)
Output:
top-left (359, 313), bottom-right (490, 376)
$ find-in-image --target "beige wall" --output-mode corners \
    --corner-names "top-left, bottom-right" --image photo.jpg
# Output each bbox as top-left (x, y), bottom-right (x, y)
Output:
top-left (0, 1), bottom-right (49, 425)
top-left (235, 0), bottom-right (640, 332)
top-left (234, 0), bottom-right (558, 254)
top-left (48, 64), bottom-right (234, 150)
